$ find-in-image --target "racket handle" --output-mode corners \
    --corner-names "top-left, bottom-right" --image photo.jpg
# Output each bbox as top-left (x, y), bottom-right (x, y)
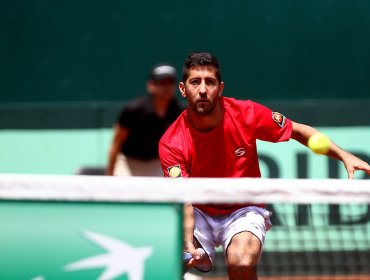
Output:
top-left (183, 252), bottom-right (192, 262)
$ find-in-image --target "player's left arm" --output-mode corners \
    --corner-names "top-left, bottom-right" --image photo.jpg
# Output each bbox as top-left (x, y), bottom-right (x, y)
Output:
top-left (291, 121), bottom-right (370, 179)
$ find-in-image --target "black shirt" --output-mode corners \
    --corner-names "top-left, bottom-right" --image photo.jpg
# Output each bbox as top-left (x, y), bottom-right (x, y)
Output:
top-left (117, 95), bottom-right (184, 160)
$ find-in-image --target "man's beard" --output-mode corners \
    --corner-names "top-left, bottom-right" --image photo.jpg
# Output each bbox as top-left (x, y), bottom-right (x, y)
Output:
top-left (189, 98), bottom-right (218, 116)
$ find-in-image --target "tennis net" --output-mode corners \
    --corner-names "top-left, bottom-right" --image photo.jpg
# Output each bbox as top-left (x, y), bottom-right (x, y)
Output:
top-left (0, 174), bottom-right (369, 280)
top-left (258, 202), bottom-right (370, 278)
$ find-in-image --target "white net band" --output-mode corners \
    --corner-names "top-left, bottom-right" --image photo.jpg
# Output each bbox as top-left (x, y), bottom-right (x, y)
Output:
top-left (0, 174), bottom-right (369, 204)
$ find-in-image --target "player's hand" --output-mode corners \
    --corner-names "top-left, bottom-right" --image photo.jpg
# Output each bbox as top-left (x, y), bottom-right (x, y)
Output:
top-left (183, 242), bottom-right (202, 270)
top-left (341, 151), bottom-right (370, 179)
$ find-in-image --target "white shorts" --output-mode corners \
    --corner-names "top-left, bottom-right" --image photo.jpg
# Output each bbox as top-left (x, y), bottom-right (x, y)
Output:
top-left (193, 206), bottom-right (272, 272)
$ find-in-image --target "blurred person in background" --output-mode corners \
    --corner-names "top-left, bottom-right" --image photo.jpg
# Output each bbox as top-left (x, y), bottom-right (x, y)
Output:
top-left (107, 64), bottom-right (184, 176)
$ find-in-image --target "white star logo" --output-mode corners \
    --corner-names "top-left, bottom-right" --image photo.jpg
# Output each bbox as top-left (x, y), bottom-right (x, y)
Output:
top-left (64, 231), bottom-right (153, 280)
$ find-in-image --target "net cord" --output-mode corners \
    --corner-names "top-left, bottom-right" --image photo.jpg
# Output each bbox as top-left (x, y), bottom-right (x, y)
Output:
top-left (0, 174), bottom-right (369, 204)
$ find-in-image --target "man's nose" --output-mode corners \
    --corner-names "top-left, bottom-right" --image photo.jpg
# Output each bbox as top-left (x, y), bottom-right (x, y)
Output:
top-left (199, 81), bottom-right (207, 96)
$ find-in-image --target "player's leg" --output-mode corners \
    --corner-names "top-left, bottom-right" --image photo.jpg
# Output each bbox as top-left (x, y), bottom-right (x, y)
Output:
top-left (226, 231), bottom-right (261, 280)
top-left (222, 206), bottom-right (272, 280)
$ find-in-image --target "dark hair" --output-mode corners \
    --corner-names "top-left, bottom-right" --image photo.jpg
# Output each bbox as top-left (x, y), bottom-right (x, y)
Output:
top-left (182, 52), bottom-right (222, 83)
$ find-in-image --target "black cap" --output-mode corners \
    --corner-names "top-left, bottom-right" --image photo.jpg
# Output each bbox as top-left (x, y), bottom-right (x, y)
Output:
top-left (149, 64), bottom-right (177, 81)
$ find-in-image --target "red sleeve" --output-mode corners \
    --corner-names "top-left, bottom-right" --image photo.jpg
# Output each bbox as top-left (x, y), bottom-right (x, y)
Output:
top-left (158, 142), bottom-right (189, 178)
top-left (252, 102), bottom-right (293, 142)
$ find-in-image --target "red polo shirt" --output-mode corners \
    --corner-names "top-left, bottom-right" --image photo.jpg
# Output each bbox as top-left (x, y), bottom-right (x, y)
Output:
top-left (159, 97), bottom-right (292, 216)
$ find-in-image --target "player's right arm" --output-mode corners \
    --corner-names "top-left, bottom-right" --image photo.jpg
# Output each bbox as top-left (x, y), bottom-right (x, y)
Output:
top-left (158, 142), bottom-right (202, 267)
top-left (106, 124), bottom-right (129, 176)
top-left (183, 203), bottom-right (201, 269)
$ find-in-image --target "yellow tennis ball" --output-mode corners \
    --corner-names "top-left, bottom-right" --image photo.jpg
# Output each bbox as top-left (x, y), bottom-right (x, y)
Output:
top-left (308, 133), bottom-right (331, 154)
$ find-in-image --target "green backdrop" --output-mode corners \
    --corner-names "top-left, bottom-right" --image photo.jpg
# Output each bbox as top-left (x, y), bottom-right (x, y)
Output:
top-left (0, 127), bottom-right (369, 178)
top-left (1, 0), bottom-right (370, 103)
top-left (1, 0), bottom-right (369, 176)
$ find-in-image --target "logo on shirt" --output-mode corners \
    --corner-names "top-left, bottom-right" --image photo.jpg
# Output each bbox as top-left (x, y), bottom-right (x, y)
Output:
top-left (167, 164), bottom-right (182, 178)
top-left (272, 112), bottom-right (286, 128)
top-left (234, 147), bottom-right (246, 157)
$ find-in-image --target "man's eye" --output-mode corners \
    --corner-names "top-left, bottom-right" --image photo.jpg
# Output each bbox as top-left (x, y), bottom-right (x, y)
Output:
top-left (190, 80), bottom-right (199, 85)
top-left (206, 79), bottom-right (216, 86)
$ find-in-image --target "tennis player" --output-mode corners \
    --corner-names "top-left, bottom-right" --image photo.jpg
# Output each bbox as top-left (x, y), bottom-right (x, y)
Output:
top-left (159, 52), bottom-right (370, 280)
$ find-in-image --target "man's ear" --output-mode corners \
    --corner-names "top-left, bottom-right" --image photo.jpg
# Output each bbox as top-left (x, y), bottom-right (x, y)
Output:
top-left (218, 81), bottom-right (225, 97)
top-left (179, 82), bottom-right (186, 98)
top-left (146, 80), bottom-right (156, 94)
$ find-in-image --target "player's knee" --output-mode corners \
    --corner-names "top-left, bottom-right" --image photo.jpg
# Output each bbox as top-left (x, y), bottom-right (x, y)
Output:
top-left (227, 252), bottom-right (258, 273)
